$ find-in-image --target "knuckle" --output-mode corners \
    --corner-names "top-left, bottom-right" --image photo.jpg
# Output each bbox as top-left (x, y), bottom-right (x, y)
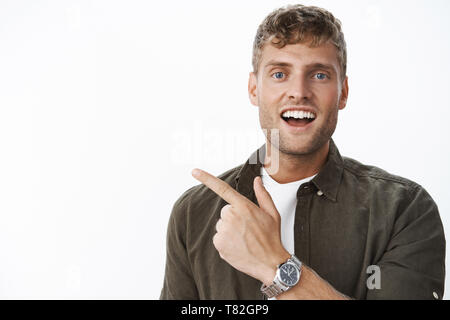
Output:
top-left (243, 202), bottom-right (255, 212)
top-left (215, 219), bottom-right (222, 232)
top-left (220, 204), bottom-right (233, 219)
top-left (213, 233), bottom-right (222, 249)
top-left (274, 212), bottom-right (282, 223)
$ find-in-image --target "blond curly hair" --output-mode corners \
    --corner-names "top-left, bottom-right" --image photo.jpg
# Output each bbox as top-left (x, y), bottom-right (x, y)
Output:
top-left (252, 4), bottom-right (347, 81)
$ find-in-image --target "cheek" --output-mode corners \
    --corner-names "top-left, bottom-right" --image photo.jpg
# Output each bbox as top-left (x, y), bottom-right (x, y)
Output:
top-left (316, 86), bottom-right (340, 110)
top-left (258, 88), bottom-right (280, 116)
top-left (259, 79), bottom-right (284, 102)
top-left (258, 106), bottom-right (273, 128)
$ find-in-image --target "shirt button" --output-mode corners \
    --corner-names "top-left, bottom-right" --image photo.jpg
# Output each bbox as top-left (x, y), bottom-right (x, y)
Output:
top-left (433, 292), bottom-right (439, 299)
top-left (317, 190), bottom-right (323, 196)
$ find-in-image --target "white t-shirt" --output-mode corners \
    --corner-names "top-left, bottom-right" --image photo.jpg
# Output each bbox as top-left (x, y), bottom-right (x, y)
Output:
top-left (260, 166), bottom-right (316, 255)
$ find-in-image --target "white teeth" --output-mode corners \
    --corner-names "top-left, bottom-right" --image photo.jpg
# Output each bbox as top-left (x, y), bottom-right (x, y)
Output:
top-left (282, 110), bottom-right (316, 119)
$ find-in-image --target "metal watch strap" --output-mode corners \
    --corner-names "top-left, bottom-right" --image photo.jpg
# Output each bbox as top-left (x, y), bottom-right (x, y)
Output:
top-left (289, 255), bottom-right (302, 269)
top-left (260, 254), bottom-right (302, 299)
top-left (260, 281), bottom-right (285, 298)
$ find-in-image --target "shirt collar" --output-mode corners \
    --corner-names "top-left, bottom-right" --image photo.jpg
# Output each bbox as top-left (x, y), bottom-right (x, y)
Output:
top-left (310, 138), bottom-right (344, 202)
top-left (235, 138), bottom-right (344, 202)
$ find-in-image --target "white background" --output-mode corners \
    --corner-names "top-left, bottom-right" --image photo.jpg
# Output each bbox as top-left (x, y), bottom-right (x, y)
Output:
top-left (0, 0), bottom-right (449, 299)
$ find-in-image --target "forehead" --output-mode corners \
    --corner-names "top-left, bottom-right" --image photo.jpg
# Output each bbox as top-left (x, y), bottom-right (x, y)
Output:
top-left (260, 41), bottom-right (340, 73)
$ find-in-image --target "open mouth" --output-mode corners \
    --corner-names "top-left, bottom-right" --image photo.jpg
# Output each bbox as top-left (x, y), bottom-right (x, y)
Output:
top-left (281, 110), bottom-right (316, 127)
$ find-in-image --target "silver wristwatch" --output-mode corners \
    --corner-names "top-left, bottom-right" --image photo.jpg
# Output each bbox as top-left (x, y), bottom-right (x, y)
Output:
top-left (260, 255), bottom-right (302, 299)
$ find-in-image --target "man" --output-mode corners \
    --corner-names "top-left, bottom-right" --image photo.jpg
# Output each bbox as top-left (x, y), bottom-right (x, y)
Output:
top-left (160, 4), bottom-right (445, 300)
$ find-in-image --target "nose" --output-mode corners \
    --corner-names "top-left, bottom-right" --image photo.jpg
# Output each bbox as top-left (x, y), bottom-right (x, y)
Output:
top-left (286, 75), bottom-right (312, 103)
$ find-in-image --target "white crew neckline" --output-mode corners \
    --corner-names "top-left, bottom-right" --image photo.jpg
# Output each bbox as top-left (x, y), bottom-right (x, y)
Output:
top-left (261, 166), bottom-right (317, 187)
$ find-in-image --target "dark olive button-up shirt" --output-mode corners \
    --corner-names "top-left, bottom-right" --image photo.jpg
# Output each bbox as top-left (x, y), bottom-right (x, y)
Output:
top-left (160, 139), bottom-right (445, 300)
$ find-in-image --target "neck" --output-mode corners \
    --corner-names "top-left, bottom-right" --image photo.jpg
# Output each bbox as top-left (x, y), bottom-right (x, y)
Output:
top-left (263, 140), bottom-right (330, 184)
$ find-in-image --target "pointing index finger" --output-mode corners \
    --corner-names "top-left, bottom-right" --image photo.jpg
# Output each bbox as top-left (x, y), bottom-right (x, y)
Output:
top-left (191, 168), bottom-right (251, 207)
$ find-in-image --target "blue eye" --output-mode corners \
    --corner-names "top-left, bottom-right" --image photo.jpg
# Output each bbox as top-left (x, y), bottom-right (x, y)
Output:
top-left (315, 73), bottom-right (327, 80)
top-left (272, 72), bottom-right (285, 79)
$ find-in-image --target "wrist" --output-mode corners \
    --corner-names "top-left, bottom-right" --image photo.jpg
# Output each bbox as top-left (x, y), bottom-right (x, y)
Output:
top-left (260, 249), bottom-right (291, 285)
top-left (260, 252), bottom-right (302, 299)
top-left (261, 267), bottom-right (277, 286)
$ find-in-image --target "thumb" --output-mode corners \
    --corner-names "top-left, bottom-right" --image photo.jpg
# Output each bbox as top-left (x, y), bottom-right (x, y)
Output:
top-left (253, 176), bottom-right (280, 220)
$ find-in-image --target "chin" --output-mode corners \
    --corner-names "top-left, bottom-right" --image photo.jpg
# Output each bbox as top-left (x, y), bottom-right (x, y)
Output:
top-left (279, 146), bottom-right (314, 156)
top-left (277, 136), bottom-right (328, 156)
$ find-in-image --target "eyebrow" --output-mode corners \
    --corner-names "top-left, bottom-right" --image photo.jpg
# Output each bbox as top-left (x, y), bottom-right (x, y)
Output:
top-left (308, 63), bottom-right (336, 73)
top-left (264, 60), bottom-right (336, 73)
top-left (264, 60), bottom-right (293, 69)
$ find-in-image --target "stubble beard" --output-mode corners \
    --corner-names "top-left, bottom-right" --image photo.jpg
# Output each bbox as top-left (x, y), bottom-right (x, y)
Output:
top-left (260, 106), bottom-right (339, 157)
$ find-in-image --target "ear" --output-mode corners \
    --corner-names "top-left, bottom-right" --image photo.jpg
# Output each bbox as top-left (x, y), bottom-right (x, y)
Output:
top-left (248, 72), bottom-right (259, 107)
top-left (338, 76), bottom-right (349, 110)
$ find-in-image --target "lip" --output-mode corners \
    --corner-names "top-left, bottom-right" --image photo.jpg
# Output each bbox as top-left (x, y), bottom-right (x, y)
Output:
top-left (281, 117), bottom-right (314, 133)
top-left (280, 107), bottom-right (317, 134)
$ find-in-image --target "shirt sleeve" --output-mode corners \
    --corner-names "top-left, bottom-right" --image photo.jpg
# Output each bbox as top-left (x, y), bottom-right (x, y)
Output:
top-left (160, 188), bottom-right (199, 300)
top-left (366, 185), bottom-right (446, 300)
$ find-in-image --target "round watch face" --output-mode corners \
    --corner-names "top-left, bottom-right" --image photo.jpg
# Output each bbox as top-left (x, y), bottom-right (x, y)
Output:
top-left (279, 263), bottom-right (300, 286)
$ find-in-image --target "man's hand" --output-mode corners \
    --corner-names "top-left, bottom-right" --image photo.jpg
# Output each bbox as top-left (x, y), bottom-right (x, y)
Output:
top-left (191, 168), bottom-right (290, 286)
top-left (191, 168), bottom-right (350, 300)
